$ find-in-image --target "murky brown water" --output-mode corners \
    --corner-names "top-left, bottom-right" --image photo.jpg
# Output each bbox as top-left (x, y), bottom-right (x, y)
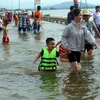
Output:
top-left (0, 20), bottom-right (100, 100)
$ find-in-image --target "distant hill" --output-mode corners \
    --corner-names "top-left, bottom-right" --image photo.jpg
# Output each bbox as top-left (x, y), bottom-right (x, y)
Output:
top-left (42, 1), bottom-right (96, 9)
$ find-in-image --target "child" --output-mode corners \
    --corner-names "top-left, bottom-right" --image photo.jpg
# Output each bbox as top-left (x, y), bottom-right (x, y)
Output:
top-left (32, 15), bottom-right (39, 33)
top-left (2, 18), bottom-right (9, 44)
top-left (26, 19), bottom-right (32, 31)
top-left (34, 5), bottom-right (42, 32)
top-left (13, 13), bottom-right (19, 26)
top-left (33, 37), bottom-right (67, 71)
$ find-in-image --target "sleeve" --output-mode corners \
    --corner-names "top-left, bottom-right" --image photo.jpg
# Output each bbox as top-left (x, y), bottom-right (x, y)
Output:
top-left (84, 27), bottom-right (95, 44)
top-left (61, 26), bottom-right (70, 49)
top-left (40, 49), bottom-right (43, 56)
top-left (56, 51), bottom-right (59, 57)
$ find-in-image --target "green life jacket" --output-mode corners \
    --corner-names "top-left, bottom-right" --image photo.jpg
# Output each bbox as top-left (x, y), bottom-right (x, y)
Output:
top-left (39, 47), bottom-right (57, 71)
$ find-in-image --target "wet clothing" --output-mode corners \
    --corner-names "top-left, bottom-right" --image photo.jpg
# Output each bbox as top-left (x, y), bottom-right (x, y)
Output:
top-left (18, 27), bottom-right (26, 32)
top-left (39, 47), bottom-right (59, 71)
top-left (26, 24), bottom-right (32, 31)
top-left (2, 37), bottom-right (9, 43)
top-left (33, 21), bottom-right (40, 33)
top-left (67, 51), bottom-right (81, 63)
top-left (85, 43), bottom-right (93, 52)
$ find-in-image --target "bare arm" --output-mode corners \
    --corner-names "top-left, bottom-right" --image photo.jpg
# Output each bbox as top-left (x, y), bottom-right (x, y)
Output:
top-left (33, 54), bottom-right (41, 63)
top-left (93, 27), bottom-right (100, 38)
top-left (93, 18), bottom-right (98, 28)
top-left (55, 41), bottom-right (61, 47)
top-left (59, 52), bottom-right (67, 57)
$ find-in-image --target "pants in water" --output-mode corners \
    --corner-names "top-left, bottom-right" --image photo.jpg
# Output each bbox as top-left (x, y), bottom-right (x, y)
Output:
top-left (97, 24), bottom-right (100, 32)
top-left (33, 22), bottom-right (40, 33)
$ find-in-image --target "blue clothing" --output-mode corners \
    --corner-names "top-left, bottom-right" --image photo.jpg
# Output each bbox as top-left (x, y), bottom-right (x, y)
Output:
top-left (97, 24), bottom-right (100, 32)
top-left (33, 21), bottom-right (40, 33)
top-left (67, 12), bottom-right (73, 24)
top-left (26, 24), bottom-right (32, 31)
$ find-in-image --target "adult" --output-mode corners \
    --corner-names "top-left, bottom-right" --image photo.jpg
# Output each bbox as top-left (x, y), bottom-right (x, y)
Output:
top-left (73, 0), bottom-right (78, 9)
top-left (18, 10), bottom-right (28, 34)
top-left (33, 5), bottom-right (42, 32)
top-left (67, 6), bottom-right (75, 24)
top-left (61, 9), bottom-right (97, 72)
top-left (82, 9), bottom-right (100, 55)
top-left (93, 6), bottom-right (100, 32)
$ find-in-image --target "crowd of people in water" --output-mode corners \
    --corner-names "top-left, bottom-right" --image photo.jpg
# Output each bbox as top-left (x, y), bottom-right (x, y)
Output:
top-left (0, 4), bottom-right (100, 74)
top-left (0, 5), bottom-right (42, 44)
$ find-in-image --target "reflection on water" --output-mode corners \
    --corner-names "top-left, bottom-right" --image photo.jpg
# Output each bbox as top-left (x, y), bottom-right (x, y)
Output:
top-left (39, 72), bottom-right (59, 100)
top-left (0, 21), bottom-right (100, 100)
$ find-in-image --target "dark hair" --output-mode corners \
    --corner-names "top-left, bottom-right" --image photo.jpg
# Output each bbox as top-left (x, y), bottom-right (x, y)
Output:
top-left (95, 5), bottom-right (100, 9)
top-left (46, 38), bottom-right (55, 44)
top-left (3, 18), bottom-right (9, 25)
top-left (72, 9), bottom-right (81, 19)
top-left (37, 5), bottom-right (41, 10)
top-left (70, 6), bottom-right (75, 10)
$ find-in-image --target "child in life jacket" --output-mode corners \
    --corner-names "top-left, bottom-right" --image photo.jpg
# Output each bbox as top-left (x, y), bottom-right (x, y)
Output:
top-left (33, 37), bottom-right (67, 71)
top-left (2, 18), bottom-right (9, 44)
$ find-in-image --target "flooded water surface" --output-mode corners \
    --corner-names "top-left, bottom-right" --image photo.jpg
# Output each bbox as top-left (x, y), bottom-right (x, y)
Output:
top-left (0, 20), bottom-right (100, 100)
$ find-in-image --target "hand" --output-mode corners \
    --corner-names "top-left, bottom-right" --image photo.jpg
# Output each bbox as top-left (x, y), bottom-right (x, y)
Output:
top-left (92, 43), bottom-right (98, 49)
top-left (66, 48), bottom-right (71, 54)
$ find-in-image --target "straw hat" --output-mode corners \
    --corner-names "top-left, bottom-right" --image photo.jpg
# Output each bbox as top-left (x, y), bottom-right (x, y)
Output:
top-left (82, 9), bottom-right (92, 16)
top-left (22, 10), bottom-right (28, 14)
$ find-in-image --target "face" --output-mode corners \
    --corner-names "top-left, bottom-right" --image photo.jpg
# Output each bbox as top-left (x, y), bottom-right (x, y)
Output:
top-left (96, 7), bottom-right (100, 12)
top-left (47, 40), bottom-right (55, 51)
top-left (83, 15), bottom-right (90, 22)
top-left (74, 11), bottom-right (83, 22)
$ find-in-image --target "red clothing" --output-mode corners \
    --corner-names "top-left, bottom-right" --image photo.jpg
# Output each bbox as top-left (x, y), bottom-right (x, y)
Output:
top-left (59, 44), bottom-right (69, 62)
top-left (34, 11), bottom-right (42, 24)
top-left (2, 37), bottom-right (9, 43)
top-left (27, 14), bottom-right (31, 20)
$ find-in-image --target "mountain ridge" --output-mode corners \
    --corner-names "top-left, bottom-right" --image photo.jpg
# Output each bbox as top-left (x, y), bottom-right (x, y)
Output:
top-left (42, 1), bottom-right (96, 9)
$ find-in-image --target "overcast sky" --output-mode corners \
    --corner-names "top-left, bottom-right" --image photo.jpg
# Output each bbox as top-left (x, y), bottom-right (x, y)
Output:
top-left (0, 0), bottom-right (100, 9)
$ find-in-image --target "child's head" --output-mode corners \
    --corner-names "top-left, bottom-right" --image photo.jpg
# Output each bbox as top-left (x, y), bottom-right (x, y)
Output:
top-left (46, 38), bottom-right (55, 50)
top-left (37, 5), bottom-right (41, 11)
top-left (3, 18), bottom-right (9, 26)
